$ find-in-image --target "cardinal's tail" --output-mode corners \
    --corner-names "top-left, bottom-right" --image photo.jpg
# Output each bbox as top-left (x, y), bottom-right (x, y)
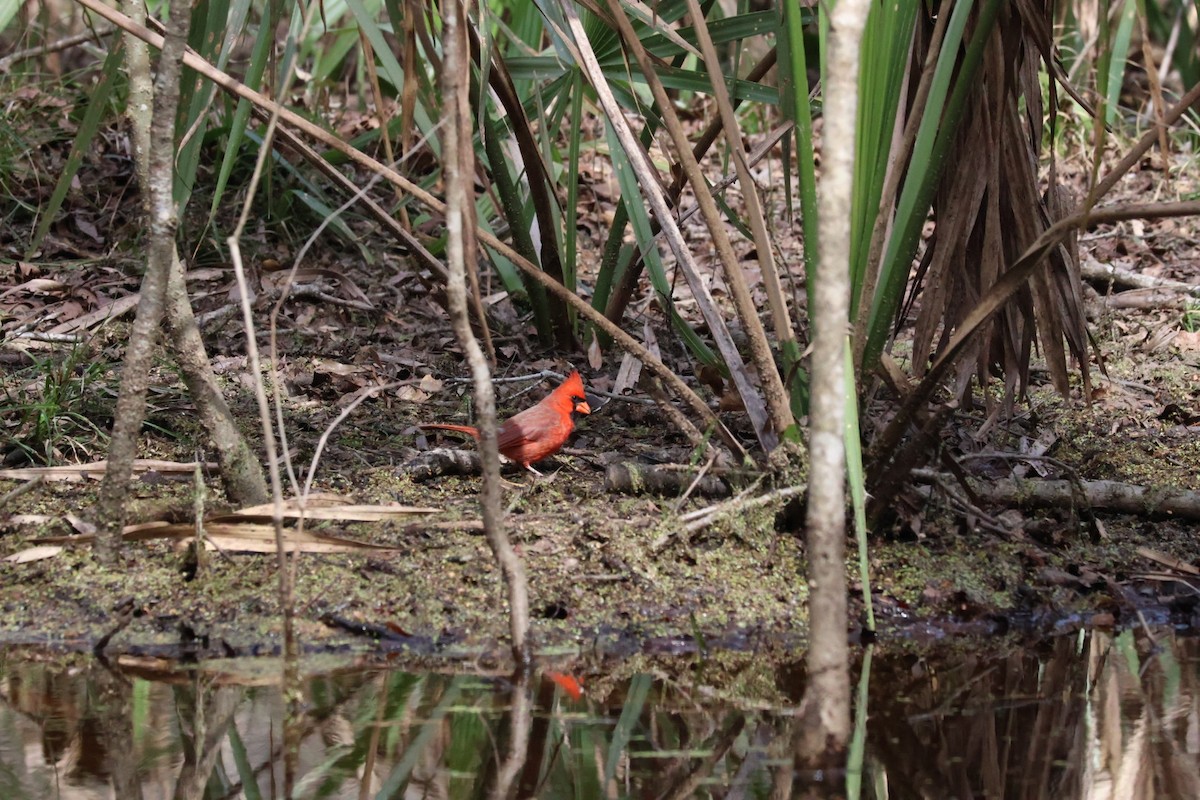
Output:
top-left (420, 423), bottom-right (481, 439)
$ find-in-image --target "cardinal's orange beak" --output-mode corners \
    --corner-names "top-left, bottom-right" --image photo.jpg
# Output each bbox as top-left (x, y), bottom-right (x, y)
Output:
top-left (575, 400), bottom-right (591, 415)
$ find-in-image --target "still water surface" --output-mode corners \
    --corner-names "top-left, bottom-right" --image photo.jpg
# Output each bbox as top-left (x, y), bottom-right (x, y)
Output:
top-left (0, 629), bottom-right (1195, 798)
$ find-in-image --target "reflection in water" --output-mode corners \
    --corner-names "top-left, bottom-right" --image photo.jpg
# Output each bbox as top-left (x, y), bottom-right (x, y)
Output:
top-left (0, 630), bottom-right (1194, 798)
top-left (862, 631), bottom-right (1200, 799)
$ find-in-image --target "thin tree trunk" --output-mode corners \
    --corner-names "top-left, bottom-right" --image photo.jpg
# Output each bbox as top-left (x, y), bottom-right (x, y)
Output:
top-left (114, 0), bottom-right (267, 517)
top-left (162, 255), bottom-right (268, 505)
top-left (442, 0), bottom-right (530, 665)
top-left (802, 0), bottom-right (871, 763)
top-left (94, 2), bottom-right (190, 561)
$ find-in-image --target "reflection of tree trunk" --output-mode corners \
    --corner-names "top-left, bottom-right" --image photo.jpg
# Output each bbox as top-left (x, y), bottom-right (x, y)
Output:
top-left (489, 669), bottom-right (533, 800)
top-left (92, 664), bottom-right (143, 800)
top-left (770, 716), bottom-right (795, 800)
top-left (515, 677), bottom-right (559, 798)
top-left (172, 678), bottom-right (242, 800)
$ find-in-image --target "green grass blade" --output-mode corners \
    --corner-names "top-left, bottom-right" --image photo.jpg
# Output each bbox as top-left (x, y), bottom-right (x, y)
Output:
top-left (345, 0), bottom-right (408, 97)
top-left (481, 105), bottom-right (553, 336)
top-left (375, 676), bottom-right (464, 798)
top-left (0, 0), bottom-right (20, 32)
top-left (641, 10), bottom-right (778, 58)
top-left (227, 722), bottom-right (264, 800)
top-left (849, 3), bottom-right (918, 301)
top-left (502, 57), bottom-right (778, 103)
top-left (605, 121), bottom-right (718, 367)
top-left (844, 342), bottom-right (872, 630)
top-left (290, 190), bottom-right (373, 264)
top-left (778, 2), bottom-right (819, 296)
top-left (173, 0), bottom-right (235, 210)
top-left (131, 678), bottom-right (150, 750)
top-left (312, 25), bottom-right (365, 86)
top-left (846, 644), bottom-right (873, 800)
top-left (590, 202), bottom-right (630, 317)
top-left (603, 673), bottom-right (651, 791)
top-left (443, 706), bottom-right (487, 796)
top-left (1104, 0), bottom-right (1138, 126)
top-left (209, 1), bottom-right (275, 222)
top-left (564, 69), bottom-right (585, 306)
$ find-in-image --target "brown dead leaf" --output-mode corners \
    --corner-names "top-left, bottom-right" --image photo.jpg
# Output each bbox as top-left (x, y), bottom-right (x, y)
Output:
top-left (33, 519), bottom-right (398, 555)
top-left (0, 278), bottom-right (67, 302)
top-left (1172, 330), bottom-right (1200, 352)
top-left (0, 459), bottom-right (216, 482)
top-left (220, 501), bottom-right (439, 522)
top-left (49, 294), bottom-right (140, 334)
top-left (4, 545), bottom-right (64, 563)
top-left (396, 384), bottom-right (430, 403)
top-left (1137, 546), bottom-right (1200, 576)
top-left (314, 359), bottom-right (364, 377)
top-left (195, 523), bottom-right (397, 554)
top-left (587, 332), bottom-right (603, 370)
top-left (6, 514), bottom-right (55, 526)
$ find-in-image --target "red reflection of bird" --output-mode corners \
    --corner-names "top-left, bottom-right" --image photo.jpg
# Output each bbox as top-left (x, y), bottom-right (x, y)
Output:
top-left (421, 371), bottom-right (591, 474)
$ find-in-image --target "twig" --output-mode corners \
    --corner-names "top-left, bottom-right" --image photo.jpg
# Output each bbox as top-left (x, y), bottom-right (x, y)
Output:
top-left (913, 476), bottom-right (1014, 537)
top-left (591, 0), bottom-right (787, 449)
top-left (660, 124), bottom-right (792, 236)
top-left (0, 477), bottom-right (44, 511)
top-left (644, 376), bottom-right (720, 462)
top-left (0, 27), bottom-right (114, 70)
top-left (1088, 290), bottom-right (1196, 311)
top-left (7, 332), bottom-right (85, 343)
top-left (93, 597), bottom-right (139, 654)
top-left (302, 382), bottom-right (403, 498)
top-left (683, 483), bottom-right (804, 534)
top-left (673, 454), bottom-right (719, 511)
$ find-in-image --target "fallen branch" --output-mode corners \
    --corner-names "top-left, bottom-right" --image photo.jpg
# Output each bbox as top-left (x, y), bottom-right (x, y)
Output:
top-left (1081, 257), bottom-right (1200, 296)
top-left (912, 470), bottom-right (1200, 520)
top-left (1087, 289), bottom-right (1196, 311)
top-left (605, 463), bottom-right (730, 498)
top-left (403, 447), bottom-right (485, 480)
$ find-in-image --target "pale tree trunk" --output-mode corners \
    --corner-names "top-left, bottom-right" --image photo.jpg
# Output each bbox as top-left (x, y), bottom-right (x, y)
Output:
top-left (94, 0), bottom-right (268, 562)
top-left (93, 2), bottom-right (190, 561)
top-left (442, 0), bottom-right (531, 665)
top-left (123, 0), bottom-right (267, 509)
top-left (801, 0), bottom-right (872, 763)
top-left (162, 259), bottom-right (268, 505)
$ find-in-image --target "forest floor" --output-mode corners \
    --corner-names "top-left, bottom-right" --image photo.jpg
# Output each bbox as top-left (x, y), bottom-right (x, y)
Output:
top-left (2, 103), bottom-right (1200, 665)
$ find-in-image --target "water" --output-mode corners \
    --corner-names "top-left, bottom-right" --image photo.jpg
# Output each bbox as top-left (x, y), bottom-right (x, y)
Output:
top-left (0, 629), bottom-right (1195, 798)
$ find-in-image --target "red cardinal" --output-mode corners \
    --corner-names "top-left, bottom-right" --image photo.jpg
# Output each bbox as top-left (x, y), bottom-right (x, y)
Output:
top-left (421, 371), bottom-right (591, 474)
